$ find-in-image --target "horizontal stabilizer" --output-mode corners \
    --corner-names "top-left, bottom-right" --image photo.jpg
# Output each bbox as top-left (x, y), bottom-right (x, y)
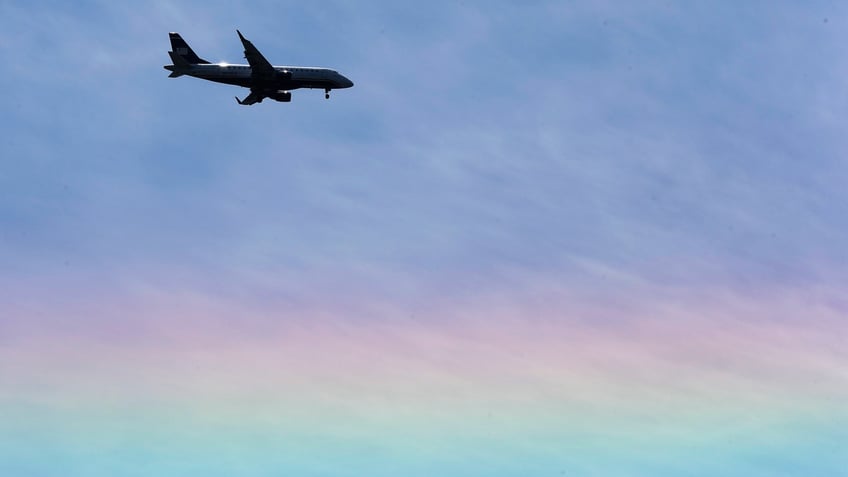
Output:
top-left (168, 71), bottom-right (183, 78)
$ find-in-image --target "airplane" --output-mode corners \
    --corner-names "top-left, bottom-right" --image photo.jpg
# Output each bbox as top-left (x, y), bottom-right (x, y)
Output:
top-left (164, 30), bottom-right (354, 105)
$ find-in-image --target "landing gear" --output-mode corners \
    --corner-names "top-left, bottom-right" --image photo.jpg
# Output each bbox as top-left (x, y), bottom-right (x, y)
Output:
top-left (325, 88), bottom-right (331, 99)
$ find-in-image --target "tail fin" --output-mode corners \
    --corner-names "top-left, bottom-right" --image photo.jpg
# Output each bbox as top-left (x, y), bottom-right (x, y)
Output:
top-left (165, 50), bottom-right (190, 77)
top-left (168, 50), bottom-right (191, 68)
top-left (168, 32), bottom-right (210, 64)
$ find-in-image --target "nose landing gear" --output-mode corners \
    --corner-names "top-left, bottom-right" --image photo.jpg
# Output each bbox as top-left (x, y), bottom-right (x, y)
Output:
top-left (325, 88), bottom-right (331, 99)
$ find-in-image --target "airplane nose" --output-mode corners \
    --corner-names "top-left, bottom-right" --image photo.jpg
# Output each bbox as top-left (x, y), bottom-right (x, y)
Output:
top-left (342, 75), bottom-right (354, 88)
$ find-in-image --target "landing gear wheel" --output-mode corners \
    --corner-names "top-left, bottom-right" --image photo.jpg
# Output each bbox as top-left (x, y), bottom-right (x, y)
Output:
top-left (325, 89), bottom-right (331, 99)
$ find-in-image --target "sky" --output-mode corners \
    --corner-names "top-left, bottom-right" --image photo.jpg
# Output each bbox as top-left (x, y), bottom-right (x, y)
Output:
top-left (1, 1), bottom-right (847, 476)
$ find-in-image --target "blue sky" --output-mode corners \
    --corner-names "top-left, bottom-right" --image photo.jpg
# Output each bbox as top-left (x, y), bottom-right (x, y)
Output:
top-left (1, 3), bottom-right (847, 475)
top-left (3, 1), bottom-right (847, 296)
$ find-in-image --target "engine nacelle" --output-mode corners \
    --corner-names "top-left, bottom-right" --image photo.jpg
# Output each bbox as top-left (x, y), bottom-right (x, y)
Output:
top-left (268, 91), bottom-right (292, 102)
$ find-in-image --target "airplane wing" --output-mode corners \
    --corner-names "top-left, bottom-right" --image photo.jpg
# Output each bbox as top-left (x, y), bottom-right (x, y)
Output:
top-left (237, 30), bottom-right (276, 79)
top-left (235, 90), bottom-right (264, 105)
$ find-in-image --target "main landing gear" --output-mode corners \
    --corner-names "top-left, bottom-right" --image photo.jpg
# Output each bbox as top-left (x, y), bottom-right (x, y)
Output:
top-left (325, 88), bottom-right (331, 99)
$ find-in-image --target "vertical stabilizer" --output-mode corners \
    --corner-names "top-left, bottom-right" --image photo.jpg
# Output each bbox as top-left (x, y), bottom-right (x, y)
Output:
top-left (168, 32), bottom-right (210, 64)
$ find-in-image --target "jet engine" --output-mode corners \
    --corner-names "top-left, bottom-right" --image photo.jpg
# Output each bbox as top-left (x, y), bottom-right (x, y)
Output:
top-left (268, 91), bottom-right (292, 102)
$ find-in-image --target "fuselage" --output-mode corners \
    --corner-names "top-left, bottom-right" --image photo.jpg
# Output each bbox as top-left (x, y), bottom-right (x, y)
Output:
top-left (164, 63), bottom-right (353, 91)
top-left (164, 31), bottom-right (353, 104)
